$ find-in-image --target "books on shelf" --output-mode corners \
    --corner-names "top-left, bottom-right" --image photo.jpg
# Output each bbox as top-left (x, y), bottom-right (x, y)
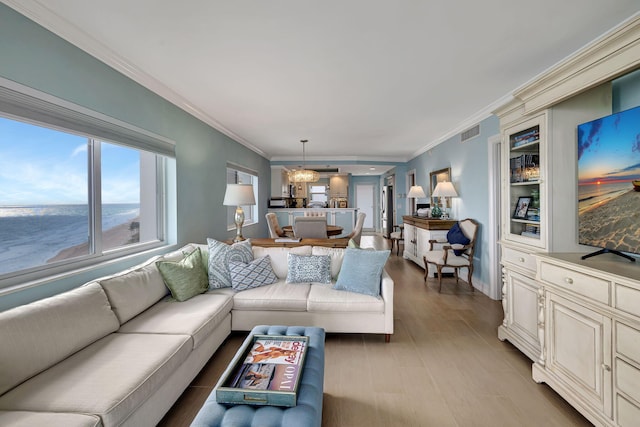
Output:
top-left (511, 126), bottom-right (540, 148)
top-left (510, 154), bottom-right (540, 183)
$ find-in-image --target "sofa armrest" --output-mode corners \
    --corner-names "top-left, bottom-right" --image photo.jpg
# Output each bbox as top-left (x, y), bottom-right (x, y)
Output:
top-left (380, 269), bottom-right (394, 336)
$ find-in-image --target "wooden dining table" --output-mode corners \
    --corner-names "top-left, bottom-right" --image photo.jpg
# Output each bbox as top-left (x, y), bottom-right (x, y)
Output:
top-left (282, 224), bottom-right (344, 237)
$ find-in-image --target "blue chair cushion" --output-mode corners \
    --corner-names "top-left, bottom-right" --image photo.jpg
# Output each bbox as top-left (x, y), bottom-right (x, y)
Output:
top-left (447, 223), bottom-right (470, 256)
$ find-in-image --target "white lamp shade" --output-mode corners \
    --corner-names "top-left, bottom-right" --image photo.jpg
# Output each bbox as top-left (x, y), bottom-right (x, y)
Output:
top-left (407, 185), bottom-right (426, 198)
top-left (223, 184), bottom-right (256, 206)
top-left (432, 181), bottom-right (458, 198)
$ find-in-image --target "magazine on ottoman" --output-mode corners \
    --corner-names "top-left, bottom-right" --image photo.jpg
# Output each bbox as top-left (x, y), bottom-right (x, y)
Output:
top-left (215, 334), bottom-right (309, 407)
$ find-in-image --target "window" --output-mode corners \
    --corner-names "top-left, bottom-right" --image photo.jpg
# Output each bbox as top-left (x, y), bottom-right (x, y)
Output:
top-left (0, 79), bottom-right (174, 285)
top-left (309, 185), bottom-right (328, 203)
top-left (226, 165), bottom-right (258, 230)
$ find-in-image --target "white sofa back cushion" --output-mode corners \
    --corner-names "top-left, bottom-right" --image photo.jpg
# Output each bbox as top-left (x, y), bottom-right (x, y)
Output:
top-left (98, 244), bottom-right (195, 324)
top-left (251, 246), bottom-right (312, 279)
top-left (0, 282), bottom-right (120, 395)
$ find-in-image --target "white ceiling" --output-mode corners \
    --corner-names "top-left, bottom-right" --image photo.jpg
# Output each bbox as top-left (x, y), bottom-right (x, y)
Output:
top-left (4, 1), bottom-right (640, 175)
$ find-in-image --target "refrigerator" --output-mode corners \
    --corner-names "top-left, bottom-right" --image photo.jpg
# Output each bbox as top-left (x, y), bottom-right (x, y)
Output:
top-left (381, 185), bottom-right (393, 238)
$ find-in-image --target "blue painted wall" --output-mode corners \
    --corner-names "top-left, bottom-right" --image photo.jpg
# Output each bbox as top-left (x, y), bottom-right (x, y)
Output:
top-left (405, 115), bottom-right (500, 289)
top-left (0, 5), bottom-right (270, 310)
top-left (613, 68), bottom-right (640, 112)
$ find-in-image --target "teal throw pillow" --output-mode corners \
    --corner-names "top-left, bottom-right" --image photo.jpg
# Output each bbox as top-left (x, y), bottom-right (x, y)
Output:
top-left (334, 248), bottom-right (390, 297)
top-left (207, 238), bottom-right (253, 289)
top-left (286, 253), bottom-right (332, 284)
top-left (156, 247), bottom-right (208, 302)
top-left (228, 255), bottom-right (278, 291)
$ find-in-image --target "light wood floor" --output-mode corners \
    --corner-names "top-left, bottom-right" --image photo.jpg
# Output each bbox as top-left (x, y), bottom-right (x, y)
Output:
top-left (158, 234), bottom-right (592, 427)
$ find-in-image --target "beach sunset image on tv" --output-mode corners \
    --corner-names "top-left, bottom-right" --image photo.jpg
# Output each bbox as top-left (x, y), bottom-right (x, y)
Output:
top-left (577, 105), bottom-right (640, 256)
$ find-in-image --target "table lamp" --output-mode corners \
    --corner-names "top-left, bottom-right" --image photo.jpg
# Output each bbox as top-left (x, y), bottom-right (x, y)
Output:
top-left (407, 185), bottom-right (426, 215)
top-left (431, 181), bottom-right (458, 219)
top-left (223, 184), bottom-right (256, 242)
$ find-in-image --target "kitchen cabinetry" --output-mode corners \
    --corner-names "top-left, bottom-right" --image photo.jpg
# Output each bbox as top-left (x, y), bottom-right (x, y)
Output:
top-left (531, 253), bottom-right (640, 427)
top-left (402, 216), bottom-right (455, 274)
top-left (270, 166), bottom-right (290, 197)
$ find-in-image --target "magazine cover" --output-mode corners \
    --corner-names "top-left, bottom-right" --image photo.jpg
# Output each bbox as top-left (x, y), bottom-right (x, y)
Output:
top-left (243, 337), bottom-right (306, 365)
top-left (231, 363), bottom-right (301, 391)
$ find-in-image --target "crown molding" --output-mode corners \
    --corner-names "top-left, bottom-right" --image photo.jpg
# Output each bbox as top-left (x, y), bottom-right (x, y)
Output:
top-left (1, 0), bottom-right (268, 158)
top-left (513, 12), bottom-right (640, 115)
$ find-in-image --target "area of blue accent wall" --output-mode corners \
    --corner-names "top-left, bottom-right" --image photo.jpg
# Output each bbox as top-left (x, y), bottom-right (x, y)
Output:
top-left (613, 68), bottom-right (640, 112)
top-left (405, 115), bottom-right (500, 290)
top-left (0, 4), bottom-right (270, 310)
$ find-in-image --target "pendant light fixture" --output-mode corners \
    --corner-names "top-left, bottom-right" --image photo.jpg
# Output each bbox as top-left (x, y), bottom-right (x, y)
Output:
top-left (288, 139), bottom-right (320, 183)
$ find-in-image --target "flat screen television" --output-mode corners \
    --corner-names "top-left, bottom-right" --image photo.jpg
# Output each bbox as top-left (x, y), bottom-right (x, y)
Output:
top-left (577, 105), bottom-right (640, 261)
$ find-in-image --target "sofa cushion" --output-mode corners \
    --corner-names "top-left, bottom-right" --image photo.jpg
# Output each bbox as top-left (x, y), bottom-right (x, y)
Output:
top-left (99, 255), bottom-right (169, 324)
top-left (156, 247), bottom-right (209, 302)
top-left (207, 239), bottom-right (253, 289)
top-left (229, 255), bottom-right (278, 291)
top-left (117, 293), bottom-right (233, 349)
top-left (252, 246), bottom-right (312, 279)
top-left (286, 253), bottom-right (331, 284)
top-left (307, 283), bottom-right (385, 313)
top-left (0, 282), bottom-right (120, 396)
top-left (311, 247), bottom-right (345, 279)
top-left (0, 333), bottom-right (191, 427)
top-left (334, 248), bottom-right (390, 297)
top-left (232, 280), bottom-right (310, 311)
top-left (0, 411), bottom-right (101, 427)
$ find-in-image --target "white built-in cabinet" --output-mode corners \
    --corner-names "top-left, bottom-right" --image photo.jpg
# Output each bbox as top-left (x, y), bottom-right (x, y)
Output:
top-left (495, 15), bottom-right (640, 427)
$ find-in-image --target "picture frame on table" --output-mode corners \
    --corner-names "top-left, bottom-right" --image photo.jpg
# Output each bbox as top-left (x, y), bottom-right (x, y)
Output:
top-left (513, 196), bottom-right (532, 219)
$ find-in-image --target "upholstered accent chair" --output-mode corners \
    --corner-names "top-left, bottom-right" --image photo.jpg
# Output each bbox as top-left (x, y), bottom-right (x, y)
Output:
top-left (265, 213), bottom-right (286, 238)
top-left (345, 212), bottom-right (366, 246)
top-left (423, 218), bottom-right (479, 292)
top-left (293, 216), bottom-right (328, 238)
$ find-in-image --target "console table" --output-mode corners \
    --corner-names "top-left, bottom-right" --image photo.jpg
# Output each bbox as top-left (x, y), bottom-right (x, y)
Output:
top-left (401, 216), bottom-right (456, 274)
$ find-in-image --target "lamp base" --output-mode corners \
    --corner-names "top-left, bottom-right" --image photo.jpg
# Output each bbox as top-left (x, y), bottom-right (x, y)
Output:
top-left (233, 207), bottom-right (246, 242)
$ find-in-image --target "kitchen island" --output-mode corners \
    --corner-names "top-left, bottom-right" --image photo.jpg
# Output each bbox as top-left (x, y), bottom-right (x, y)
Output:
top-left (266, 208), bottom-right (359, 237)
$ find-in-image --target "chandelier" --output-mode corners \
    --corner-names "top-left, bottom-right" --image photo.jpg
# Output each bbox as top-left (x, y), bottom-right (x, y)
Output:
top-left (288, 139), bottom-right (319, 183)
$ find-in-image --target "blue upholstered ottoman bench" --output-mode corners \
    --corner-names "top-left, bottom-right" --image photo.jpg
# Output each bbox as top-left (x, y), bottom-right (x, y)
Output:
top-left (191, 325), bottom-right (325, 427)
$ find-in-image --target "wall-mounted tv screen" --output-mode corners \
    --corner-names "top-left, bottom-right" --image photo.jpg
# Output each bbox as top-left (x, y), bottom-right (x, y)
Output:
top-left (577, 105), bottom-right (640, 259)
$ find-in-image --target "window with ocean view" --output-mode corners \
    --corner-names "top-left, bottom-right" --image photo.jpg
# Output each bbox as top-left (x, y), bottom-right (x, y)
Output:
top-left (0, 113), bottom-right (169, 281)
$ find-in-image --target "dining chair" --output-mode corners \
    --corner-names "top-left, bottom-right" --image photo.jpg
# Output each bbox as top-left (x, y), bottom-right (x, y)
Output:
top-left (423, 218), bottom-right (479, 292)
top-left (293, 216), bottom-right (328, 239)
top-left (265, 213), bottom-right (286, 238)
top-left (345, 212), bottom-right (366, 246)
top-left (389, 224), bottom-right (404, 255)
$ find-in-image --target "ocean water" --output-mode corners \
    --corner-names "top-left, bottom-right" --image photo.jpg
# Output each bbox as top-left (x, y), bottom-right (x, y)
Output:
top-left (0, 204), bottom-right (139, 275)
top-left (578, 182), bottom-right (634, 214)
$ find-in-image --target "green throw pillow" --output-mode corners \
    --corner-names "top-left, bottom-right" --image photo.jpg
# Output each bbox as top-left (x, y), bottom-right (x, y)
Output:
top-left (156, 247), bottom-right (208, 302)
top-left (334, 248), bottom-right (390, 297)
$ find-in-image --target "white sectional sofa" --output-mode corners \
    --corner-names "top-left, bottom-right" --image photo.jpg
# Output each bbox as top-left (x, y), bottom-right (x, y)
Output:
top-left (0, 242), bottom-right (393, 427)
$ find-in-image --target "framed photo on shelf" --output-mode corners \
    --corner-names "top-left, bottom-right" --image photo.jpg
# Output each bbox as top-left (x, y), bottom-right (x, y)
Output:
top-left (513, 196), bottom-right (532, 219)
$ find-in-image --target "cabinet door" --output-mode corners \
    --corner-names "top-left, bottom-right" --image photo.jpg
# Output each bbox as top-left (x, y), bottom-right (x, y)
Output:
top-left (547, 293), bottom-right (612, 417)
top-left (403, 224), bottom-right (417, 262)
top-left (503, 269), bottom-right (541, 360)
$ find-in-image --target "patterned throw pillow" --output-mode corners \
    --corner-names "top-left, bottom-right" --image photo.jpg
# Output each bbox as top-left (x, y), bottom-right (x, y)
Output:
top-left (286, 253), bottom-right (331, 284)
top-left (207, 238), bottom-right (253, 289)
top-left (228, 255), bottom-right (278, 291)
top-left (156, 247), bottom-right (208, 302)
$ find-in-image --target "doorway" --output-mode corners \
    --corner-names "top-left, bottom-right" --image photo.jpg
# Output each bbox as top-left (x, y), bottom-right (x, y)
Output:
top-left (355, 184), bottom-right (375, 231)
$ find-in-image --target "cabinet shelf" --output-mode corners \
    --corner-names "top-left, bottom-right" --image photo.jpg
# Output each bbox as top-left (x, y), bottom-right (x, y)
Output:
top-left (511, 219), bottom-right (540, 225)
top-left (511, 180), bottom-right (540, 186)
top-left (511, 140), bottom-right (539, 151)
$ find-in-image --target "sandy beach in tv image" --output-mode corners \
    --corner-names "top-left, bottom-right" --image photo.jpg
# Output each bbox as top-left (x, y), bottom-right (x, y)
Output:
top-left (577, 107), bottom-right (640, 255)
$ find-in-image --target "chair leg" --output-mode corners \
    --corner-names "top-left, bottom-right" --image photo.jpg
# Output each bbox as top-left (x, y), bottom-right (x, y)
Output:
top-left (468, 265), bottom-right (474, 291)
top-left (437, 265), bottom-right (443, 292)
top-left (423, 263), bottom-right (429, 282)
top-left (454, 268), bottom-right (459, 284)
